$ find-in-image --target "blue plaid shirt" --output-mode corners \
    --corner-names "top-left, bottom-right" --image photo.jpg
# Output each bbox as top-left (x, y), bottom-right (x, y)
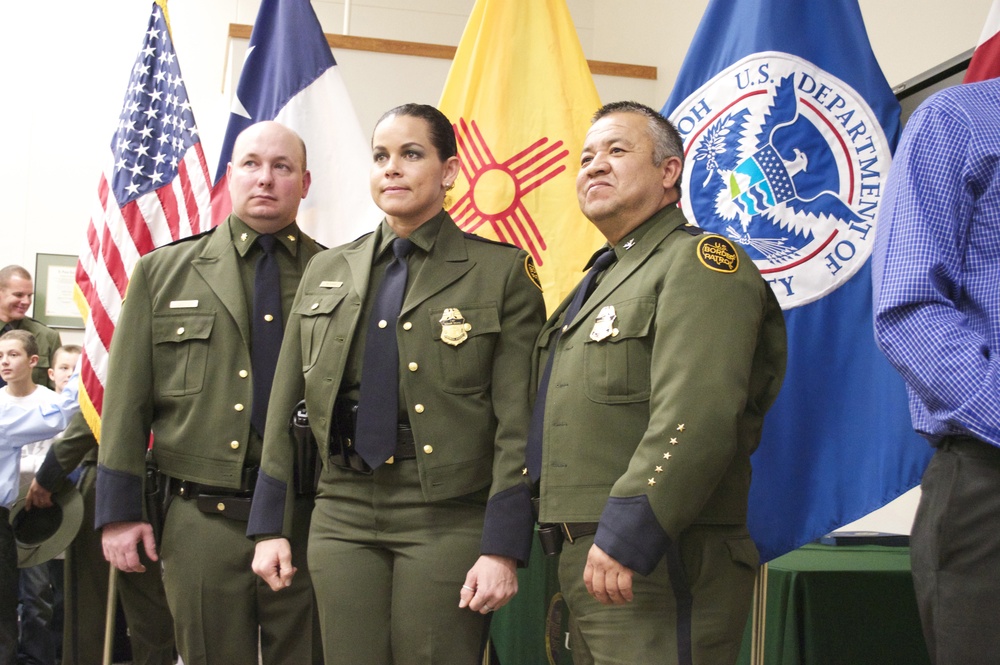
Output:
top-left (873, 78), bottom-right (1000, 447)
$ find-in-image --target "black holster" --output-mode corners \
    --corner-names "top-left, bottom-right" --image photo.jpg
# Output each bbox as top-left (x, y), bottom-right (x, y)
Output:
top-left (532, 497), bottom-right (564, 557)
top-left (291, 400), bottom-right (321, 494)
top-left (143, 450), bottom-right (166, 549)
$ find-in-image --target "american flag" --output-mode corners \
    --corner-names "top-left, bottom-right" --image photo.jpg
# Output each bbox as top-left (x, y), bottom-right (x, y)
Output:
top-left (74, 0), bottom-right (212, 439)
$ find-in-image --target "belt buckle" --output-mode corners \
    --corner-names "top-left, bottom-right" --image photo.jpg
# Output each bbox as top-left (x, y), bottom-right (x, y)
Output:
top-left (561, 523), bottom-right (575, 544)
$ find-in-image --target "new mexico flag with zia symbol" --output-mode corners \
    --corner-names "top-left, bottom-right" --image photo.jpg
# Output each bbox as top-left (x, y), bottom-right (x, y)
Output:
top-left (439, 0), bottom-right (604, 312)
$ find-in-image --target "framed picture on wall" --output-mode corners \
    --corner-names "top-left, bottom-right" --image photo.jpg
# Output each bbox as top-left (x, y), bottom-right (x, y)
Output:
top-left (33, 253), bottom-right (83, 329)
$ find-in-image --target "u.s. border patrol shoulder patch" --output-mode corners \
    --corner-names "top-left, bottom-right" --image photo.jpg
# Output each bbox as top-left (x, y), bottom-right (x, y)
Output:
top-left (525, 255), bottom-right (542, 291)
top-left (697, 236), bottom-right (739, 273)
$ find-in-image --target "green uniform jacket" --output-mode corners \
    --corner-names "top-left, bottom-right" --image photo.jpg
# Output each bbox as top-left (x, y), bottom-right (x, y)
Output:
top-left (248, 213), bottom-right (545, 562)
top-left (11, 317), bottom-right (62, 389)
top-left (95, 216), bottom-right (322, 526)
top-left (536, 205), bottom-right (787, 575)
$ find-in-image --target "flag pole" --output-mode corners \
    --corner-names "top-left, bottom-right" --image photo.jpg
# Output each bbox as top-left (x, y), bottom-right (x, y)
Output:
top-left (102, 565), bottom-right (118, 665)
top-left (750, 562), bottom-right (768, 665)
top-left (343, 0), bottom-right (352, 35)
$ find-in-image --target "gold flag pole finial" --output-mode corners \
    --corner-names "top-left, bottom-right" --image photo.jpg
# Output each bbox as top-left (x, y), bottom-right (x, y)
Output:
top-left (155, 0), bottom-right (171, 34)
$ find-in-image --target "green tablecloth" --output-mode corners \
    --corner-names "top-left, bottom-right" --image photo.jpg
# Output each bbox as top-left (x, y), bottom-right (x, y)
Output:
top-left (736, 543), bottom-right (929, 665)
top-left (491, 541), bottom-right (929, 665)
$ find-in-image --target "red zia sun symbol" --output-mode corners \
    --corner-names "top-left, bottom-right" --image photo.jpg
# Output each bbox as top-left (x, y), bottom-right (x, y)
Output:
top-left (448, 118), bottom-right (568, 265)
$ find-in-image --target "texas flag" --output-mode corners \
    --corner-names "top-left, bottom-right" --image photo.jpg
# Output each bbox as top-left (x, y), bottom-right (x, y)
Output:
top-left (212, 0), bottom-right (377, 246)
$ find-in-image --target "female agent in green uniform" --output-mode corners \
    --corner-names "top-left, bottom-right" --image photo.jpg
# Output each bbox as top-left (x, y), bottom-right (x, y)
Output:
top-left (249, 104), bottom-right (545, 664)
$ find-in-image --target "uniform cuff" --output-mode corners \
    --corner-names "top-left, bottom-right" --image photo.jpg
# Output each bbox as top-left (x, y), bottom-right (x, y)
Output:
top-left (35, 448), bottom-right (66, 492)
top-left (595, 495), bottom-right (670, 576)
top-left (247, 470), bottom-right (287, 538)
top-left (95, 465), bottom-right (144, 528)
top-left (480, 483), bottom-right (534, 565)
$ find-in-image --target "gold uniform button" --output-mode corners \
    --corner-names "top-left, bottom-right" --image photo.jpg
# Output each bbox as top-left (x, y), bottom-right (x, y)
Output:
top-left (310, 302), bottom-right (319, 310)
top-left (264, 314), bottom-right (274, 322)
top-left (378, 320), bottom-right (388, 329)
top-left (234, 403), bottom-right (245, 412)
top-left (402, 322), bottom-right (412, 331)
top-left (177, 327), bottom-right (185, 335)
top-left (239, 370), bottom-right (248, 378)
top-left (230, 441), bottom-right (240, 450)
top-left (408, 362), bottom-right (418, 372)
top-left (414, 404), bottom-right (425, 414)
top-left (217, 502), bottom-right (226, 511)
top-left (423, 445), bottom-right (433, 454)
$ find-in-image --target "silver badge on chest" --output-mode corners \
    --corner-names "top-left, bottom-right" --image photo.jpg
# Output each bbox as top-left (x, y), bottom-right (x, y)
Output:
top-left (439, 307), bottom-right (472, 346)
top-left (590, 305), bottom-right (619, 342)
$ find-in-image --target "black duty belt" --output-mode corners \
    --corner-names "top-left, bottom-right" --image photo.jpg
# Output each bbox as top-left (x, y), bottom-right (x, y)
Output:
top-left (330, 398), bottom-right (416, 474)
top-left (169, 466), bottom-right (258, 522)
top-left (562, 522), bottom-right (599, 544)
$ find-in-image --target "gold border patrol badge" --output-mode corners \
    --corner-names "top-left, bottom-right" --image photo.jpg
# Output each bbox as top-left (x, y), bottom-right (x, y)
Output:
top-left (697, 236), bottom-right (740, 273)
top-left (439, 308), bottom-right (471, 346)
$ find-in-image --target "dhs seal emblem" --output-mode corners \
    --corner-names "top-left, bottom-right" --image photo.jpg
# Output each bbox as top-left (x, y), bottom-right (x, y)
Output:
top-left (668, 52), bottom-right (892, 308)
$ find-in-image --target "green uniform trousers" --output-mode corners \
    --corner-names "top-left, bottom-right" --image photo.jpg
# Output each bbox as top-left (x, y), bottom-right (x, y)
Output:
top-left (308, 460), bottom-right (490, 665)
top-left (63, 464), bottom-right (174, 665)
top-left (558, 529), bottom-right (755, 665)
top-left (161, 494), bottom-right (321, 665)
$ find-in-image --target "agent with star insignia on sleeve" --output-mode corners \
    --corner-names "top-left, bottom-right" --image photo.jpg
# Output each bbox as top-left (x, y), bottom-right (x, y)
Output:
top-left (96, 121), bottom-right (323, 665)
top-left (249, 104), bottom-right (545, 664)
top-left (529, 101), bottom-right (786, 665)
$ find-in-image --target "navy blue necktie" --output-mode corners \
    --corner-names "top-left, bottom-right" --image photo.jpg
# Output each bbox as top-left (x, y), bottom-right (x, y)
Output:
top-left (356, 237), bottom-right (415, 468)
top-left (526, 248), bottom-right (616, 482)
top-left (251, 234), bottom-right (283, 437)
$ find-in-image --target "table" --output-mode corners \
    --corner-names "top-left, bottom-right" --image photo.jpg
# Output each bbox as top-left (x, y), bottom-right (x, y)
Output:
top-left (736, 543), bottom-right (929, 665)
top-left (490, 541), bottom-right (928, 665)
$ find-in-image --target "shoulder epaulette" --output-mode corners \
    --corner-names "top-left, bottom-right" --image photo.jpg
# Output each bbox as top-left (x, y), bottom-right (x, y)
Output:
top-left (463, 232), bottom-right (519, 250)
top-left (678, 225), bottom-right (705, 236)
top-left (156, 227), bottom-right (216, 250)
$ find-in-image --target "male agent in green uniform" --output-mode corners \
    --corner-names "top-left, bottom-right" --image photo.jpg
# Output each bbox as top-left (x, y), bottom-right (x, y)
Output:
top-left (0, 266), bottom-right (62, 390)
top-left (531, 101), bottom-right (786, 665)
top-left (96, 121), bottom-right (323, 665)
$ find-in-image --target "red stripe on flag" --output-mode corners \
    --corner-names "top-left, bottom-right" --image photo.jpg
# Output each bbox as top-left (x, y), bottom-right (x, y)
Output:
top-left (100, 223), bottom-right (131, 299)
top-left (965, 30), bottom-right (1000, 82)
top-left (74, 260), bottom-right (96, 306)
top-left (88, 287), bottom-right (118, 354)
top-left (210, 177), bottom-right (232, 228)
top-left (98, 175), bottom-right (110, 210)
top-left (177, 160), bottom-right (201, 235)
top-left (156, 181), bottom-right (182, 242)
top-left (121, 200), bottom-right (156, 256)
top-left (80, 354), bottom-right (105, 415)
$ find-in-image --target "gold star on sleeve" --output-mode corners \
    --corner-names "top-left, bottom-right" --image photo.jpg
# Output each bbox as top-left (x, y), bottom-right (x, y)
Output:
top-left (647, 478), bottom-right (656, 486)
top-left (676, 424), bottom-right (686, 432)
top-left (655, 466), bottom-right (663, 473)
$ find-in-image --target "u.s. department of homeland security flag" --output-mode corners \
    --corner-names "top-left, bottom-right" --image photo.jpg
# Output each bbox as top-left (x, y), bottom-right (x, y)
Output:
top-left (212, 0), bottom-right (377, 246)
top-left (662, 0), bottom-right (933, 561)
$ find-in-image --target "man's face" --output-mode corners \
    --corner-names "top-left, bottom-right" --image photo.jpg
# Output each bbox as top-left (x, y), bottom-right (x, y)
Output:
top-left (0, 275), bottom-right (33, 323)
top-left (49, 350), bottom-right (80, 393)
top-left (226, 121), bottom-right (312, 234)
top-left (576, 112), bottom-right (680, 242)
top-left (0, 339), bottom-right (37, 386)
